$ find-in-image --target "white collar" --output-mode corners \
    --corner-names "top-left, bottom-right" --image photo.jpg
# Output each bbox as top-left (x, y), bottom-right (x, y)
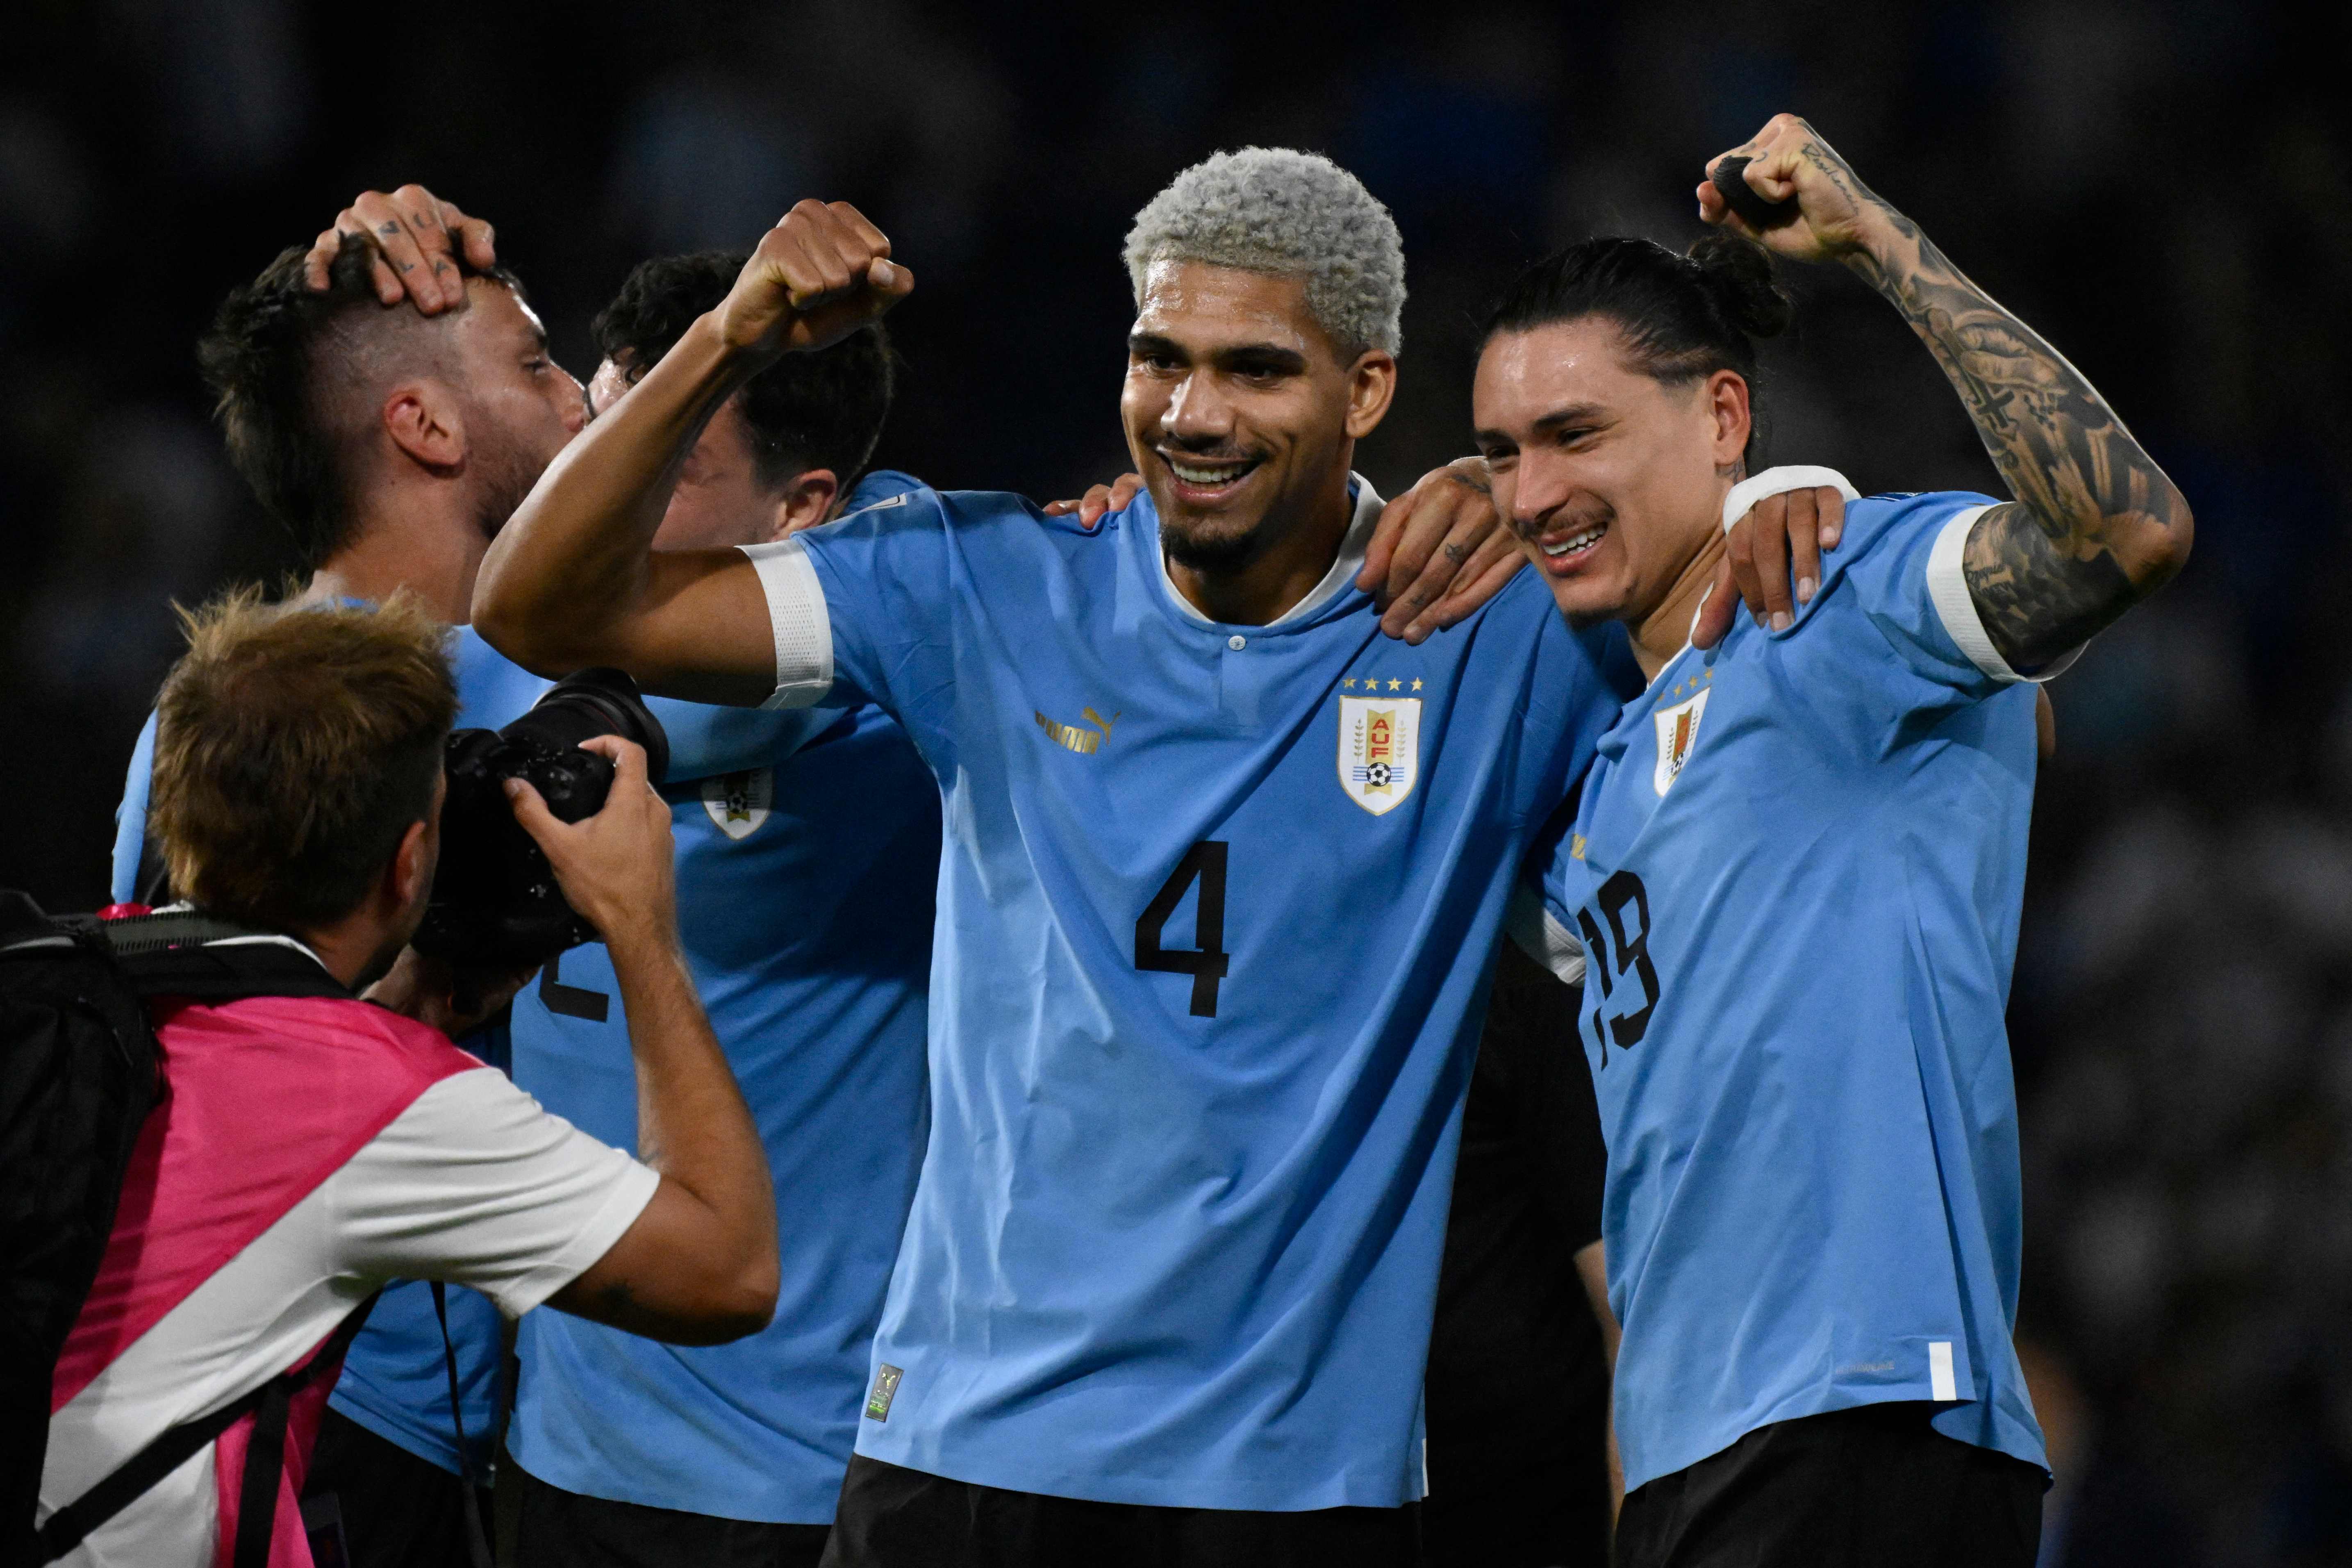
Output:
top-left (1157, 474), bottom-right (1386, 628)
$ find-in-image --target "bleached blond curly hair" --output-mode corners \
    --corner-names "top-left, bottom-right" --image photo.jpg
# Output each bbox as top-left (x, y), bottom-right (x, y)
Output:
top-left (1122, 147), bottom-right (1406, 358)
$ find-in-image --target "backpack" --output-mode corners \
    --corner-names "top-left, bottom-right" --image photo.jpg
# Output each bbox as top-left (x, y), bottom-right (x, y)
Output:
top-left (0, 893), bottom-right (357, 1568)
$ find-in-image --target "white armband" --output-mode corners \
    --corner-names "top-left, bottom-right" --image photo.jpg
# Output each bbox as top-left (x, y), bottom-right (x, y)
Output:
top-left (737, 537), bottom-right (835, 710)
top-left (1721, 465), bottom-right (1861, 534)
top-left (1924, 505), bottom-right (2086, 684)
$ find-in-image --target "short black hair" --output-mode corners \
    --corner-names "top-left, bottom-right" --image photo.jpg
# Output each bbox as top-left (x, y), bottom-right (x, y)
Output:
top-left (1483, 233), bottom-right (1792, 463)
top-left (592, 251), bottom-right (895, 489)
top-left (197, 234), bottom-right (525, 568)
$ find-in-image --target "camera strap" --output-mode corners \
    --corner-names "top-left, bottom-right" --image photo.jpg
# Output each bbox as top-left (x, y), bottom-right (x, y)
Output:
top-left (430, 1282), bottom-right (498, 1568)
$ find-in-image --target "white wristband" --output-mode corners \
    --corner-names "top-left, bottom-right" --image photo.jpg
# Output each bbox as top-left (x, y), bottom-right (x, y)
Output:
top-left (1722, 465), bottom-right (1860, 534)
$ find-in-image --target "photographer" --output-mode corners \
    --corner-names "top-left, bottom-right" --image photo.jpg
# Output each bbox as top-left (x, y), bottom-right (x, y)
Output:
top-left (42, 593), bottom-right (777, 1568)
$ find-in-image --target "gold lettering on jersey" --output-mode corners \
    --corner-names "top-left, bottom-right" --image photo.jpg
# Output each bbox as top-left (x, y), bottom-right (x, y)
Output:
top-left (1337, 695), bottom-right (1422, 815)
top-left (1034, 706), bottom-right (1122, 756)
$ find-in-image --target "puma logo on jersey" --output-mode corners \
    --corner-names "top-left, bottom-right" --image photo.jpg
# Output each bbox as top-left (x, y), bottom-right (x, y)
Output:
top-left (701, 769), bottom-right (773, 838)
top-left (1652, 690), bottom-right (1710, 797)
top-left (1035, 705), bottom-right (1121, 756)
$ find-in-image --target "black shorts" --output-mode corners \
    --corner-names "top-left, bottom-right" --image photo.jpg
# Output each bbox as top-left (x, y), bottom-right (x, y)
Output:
top-left (299, 1407), bottom-right (491, 1568)
top-left (1614, 1401), bottom-right (2047, 1568)
top-left (512, 1460), bottom-right (830, 1568)
top-left (819, 1454), bottom-right (1421, 1568)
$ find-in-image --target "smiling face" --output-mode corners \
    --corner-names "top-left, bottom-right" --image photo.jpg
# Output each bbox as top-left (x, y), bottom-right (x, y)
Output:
top-left (1473, 316), bottom-right (1749, 628)
top-left (1120, 259), bottom-right (1393, 575)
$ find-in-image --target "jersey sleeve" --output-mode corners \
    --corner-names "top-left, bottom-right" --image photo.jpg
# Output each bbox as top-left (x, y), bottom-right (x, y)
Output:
top-left (1839, 492), bottom-right (2084, 696)
top-left (1508, 795), bottom-right (1588, 987)
top-left (332, 1068), bottom-right (660, 1317)
top-left (109, 711), bottom-right (159, 906)
top-left (737, 488), bottom-right (955, 718)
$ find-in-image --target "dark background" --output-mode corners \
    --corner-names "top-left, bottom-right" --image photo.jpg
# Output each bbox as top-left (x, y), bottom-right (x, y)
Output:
top-left (5, 2), bottom-right (2348, 1559)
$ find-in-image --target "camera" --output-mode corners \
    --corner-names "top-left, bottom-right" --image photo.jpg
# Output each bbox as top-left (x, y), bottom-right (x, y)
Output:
top-left (411, 667), bottom-right (670, 967)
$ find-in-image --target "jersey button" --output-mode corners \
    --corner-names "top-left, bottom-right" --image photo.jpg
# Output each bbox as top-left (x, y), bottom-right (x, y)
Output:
top-left (1227, 634), bottom-right (1247, 651)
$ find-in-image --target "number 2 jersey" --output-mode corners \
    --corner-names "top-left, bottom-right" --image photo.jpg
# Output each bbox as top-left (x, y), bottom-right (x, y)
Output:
top-left (1536, 489), bottom-right (2056, 1495)
top-left (743, 477), bottom-right (1631, 1509)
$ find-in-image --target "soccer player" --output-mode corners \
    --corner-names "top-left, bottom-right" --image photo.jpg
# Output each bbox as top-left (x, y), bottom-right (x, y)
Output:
top-left (471, 152), bottom-right (1842, 1563)
top-left (496, 253), bottom-right (936, 1568)
top-left (1473, 115), bottom-right (2190, 1563)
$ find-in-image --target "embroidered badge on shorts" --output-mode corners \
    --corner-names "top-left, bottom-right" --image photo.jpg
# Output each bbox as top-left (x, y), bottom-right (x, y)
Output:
top-left (865, 1363), bottom-right (904, 1421)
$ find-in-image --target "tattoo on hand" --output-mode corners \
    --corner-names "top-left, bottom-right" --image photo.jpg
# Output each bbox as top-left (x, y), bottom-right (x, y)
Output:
top-left (1442, 542), bottom-right (1469, 564)
top-left (1446, 469), bottom-right (1492, 497)
top-left (1830, 153), bottom-right (2188, 669)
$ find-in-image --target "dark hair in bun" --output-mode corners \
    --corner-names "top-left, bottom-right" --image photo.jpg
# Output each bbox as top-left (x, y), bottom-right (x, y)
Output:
top-left (1482, 232), bottom-right (1792, 461)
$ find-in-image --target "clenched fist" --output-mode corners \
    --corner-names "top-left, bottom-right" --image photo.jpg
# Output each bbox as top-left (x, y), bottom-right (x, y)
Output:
top-left (1695, 114), bottom-right (1900, 268)
top-left (718, 200), bottom-right (914, 359)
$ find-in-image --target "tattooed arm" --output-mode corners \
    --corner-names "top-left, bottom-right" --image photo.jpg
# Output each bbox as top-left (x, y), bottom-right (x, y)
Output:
top-left (1697, 114), bottom-right (2192, 671)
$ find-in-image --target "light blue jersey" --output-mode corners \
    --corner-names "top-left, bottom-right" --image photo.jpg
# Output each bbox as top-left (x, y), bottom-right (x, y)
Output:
top-left (1537, 490), bottom-right (2052, 1494)
top-left (505, 697), bottom-right (937, 1522)
top-left (499, 467), bottom-right (937, 1522)
top-left (744, 477), bottom-right (1631, 1509)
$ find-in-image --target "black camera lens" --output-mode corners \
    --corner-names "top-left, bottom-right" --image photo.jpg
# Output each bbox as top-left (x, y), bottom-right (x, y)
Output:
top-left (410, 668), bottom-right (669, 967)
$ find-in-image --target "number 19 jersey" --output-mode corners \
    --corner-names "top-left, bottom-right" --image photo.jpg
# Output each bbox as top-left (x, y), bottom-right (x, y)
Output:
top-left (745, 478), bottom-right (1631, 1509)
top-left (1539, 490), bottom-right (2053, 1495)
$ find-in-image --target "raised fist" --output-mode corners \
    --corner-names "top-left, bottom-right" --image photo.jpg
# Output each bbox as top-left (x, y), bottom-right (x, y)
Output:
top-left (717, 200), bottom-right (914, 358)
top-left (1695, 114), bottom-right (1895, 267)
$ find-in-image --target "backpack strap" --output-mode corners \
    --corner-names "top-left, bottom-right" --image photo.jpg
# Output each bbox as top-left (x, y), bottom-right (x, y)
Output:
top-left (95, 912), bottom-right (351, 1004)
top-left (34, 1293), bottom-right (379, 1564)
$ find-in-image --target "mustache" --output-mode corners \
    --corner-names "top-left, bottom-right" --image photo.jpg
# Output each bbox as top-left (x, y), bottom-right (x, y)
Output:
top-left (1508, 492), bottom-right (1615, 545)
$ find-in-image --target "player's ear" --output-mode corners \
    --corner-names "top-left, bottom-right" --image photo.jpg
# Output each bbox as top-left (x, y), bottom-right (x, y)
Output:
top-left (384, 380), bottom-right (467, 471)
top-left (1706, 370), bottom-right (1751, 470)
top-left (1344, 349), bottom-right (1397, 441)
top-left (767, 468), bottom-right (840, 540)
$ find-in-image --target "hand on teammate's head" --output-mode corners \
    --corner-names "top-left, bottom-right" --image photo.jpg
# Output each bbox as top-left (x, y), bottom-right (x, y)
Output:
top-left (303, 183), bottom-right (498, 314)
top-left (503, 735), bottom-right (679, 947)
top-left (717, 200), bottom-right (914, 360)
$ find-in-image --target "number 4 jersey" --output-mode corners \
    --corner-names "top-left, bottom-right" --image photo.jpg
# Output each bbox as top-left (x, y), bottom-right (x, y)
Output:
top-left (1536, 489), bottom-right (2057, 1496)
top-left (743, 477), bottom-right (1633, 1509)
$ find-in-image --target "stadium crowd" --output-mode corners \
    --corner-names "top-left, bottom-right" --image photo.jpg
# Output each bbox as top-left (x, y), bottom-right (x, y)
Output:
top-left (4, 3), bottom-right (2350, 1565)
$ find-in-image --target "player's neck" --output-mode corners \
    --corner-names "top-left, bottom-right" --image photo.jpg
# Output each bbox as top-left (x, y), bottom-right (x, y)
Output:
top-left (1630, 531), bottom-right (1728, 681)
top-left (1165, 467), bottom-right (1355, 627)
top-left (310, 497), bottom-right (490, 626)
